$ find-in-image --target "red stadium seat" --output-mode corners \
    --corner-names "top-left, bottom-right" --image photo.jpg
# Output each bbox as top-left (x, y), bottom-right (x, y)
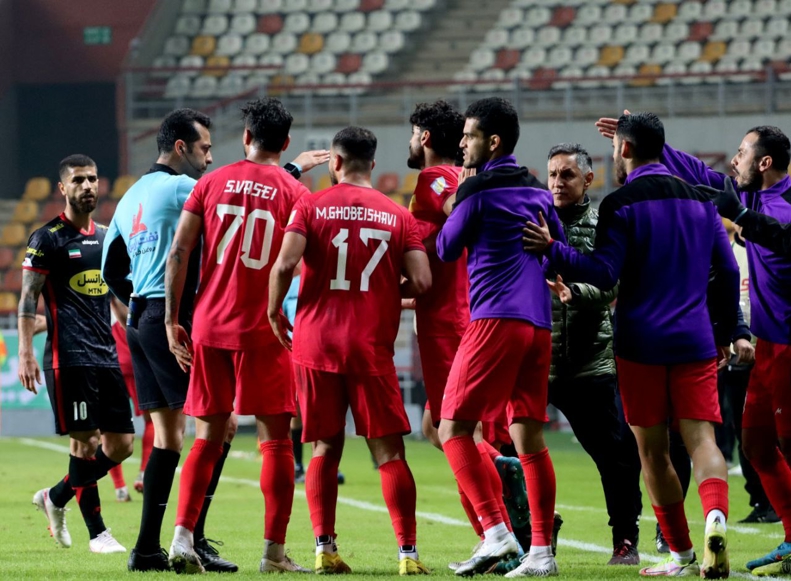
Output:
top-left (40, 200), bottom-right (63, 222)
top-left (550, 6), bottom-right (576, 28)
top-left (336, 53), bottom-right (362, 74)
top-left (3, 269), bottom-right (22, 292)
top-left (689, 22), bottom-right (713, 42)
top-left (258, 14), bottom-right (283, 34)
top-left (359, 0), bottom-right (384, 12)
top-left (495, 49), bottom-right (520, 71)
top-left (529, 68), bottom-right (558, 90)
top-left (0, 248), bottom-right (14, 270)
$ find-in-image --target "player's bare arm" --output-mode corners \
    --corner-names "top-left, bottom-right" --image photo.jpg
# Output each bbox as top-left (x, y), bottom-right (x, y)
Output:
top-left (164, 210), bottom-right (202, 371)
top-left (268, 232), bottom-right (307, 350)
top-left (595, 109), bottom-right (631, 140)
top-left (33, 314), bottom-right (47, 335)
top-left (290, 149), bottom-right (330, 173)
top-left (400, 250), bottom-right (432, 298)
top-left (18, 269), bottom-right (46, 393)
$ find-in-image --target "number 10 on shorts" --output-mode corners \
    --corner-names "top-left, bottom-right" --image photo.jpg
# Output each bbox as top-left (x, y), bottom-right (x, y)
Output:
top-left (73, 401), bottom-right (88, 421)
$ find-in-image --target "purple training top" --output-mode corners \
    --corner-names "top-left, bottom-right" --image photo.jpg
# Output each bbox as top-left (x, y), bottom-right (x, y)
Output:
top-left (662, 144), bottom-right (791, 346)
top-left (437, 155), bottom-right (566, 330)
top-left (545, 163), bottom-right (739, 365)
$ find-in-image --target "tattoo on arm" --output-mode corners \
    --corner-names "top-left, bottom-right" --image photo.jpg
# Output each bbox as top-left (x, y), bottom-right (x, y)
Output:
top-left (19, 270), bottom-right (46, 317)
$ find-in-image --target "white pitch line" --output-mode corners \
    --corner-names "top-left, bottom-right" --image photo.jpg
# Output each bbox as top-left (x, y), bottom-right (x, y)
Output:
top-left (16, 438), bottom-right (783, 579)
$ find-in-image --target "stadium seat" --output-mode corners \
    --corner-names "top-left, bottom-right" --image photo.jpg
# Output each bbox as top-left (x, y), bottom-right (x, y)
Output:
top-left (259, 53), bottom-right (285, 69)
top-left (547, 46), bottom-right (573, 68)
top-left (284, 53), bottom-right (310, 76)
top-left (394, 11), bottom-right (421, 31)
top-left (336, 53), bottom-right (362, 74)
top-left (528, 67), bottom-right (558, 90)
top-left (536, 27), bottom-right (561, 47)
top-left (281, 0), bottom-right (307, 11)
top-left (703, 0), bottom-right (727, 20)
top-left (351, 31), bottom-right (377, 53)
top-left (574, 46), bottom-right (599, 67)
top-left (777, 38), bottom-right (791, 57)
top-left (191, 35), bottom-right (217, 57)
top-left (244, 33), bottom-right (270, 54)
top-left (271, 32), bottom-right (298, 54)
top-left (112, 175), bottom-right (137, 199)
top-left (152, 55), bottom-right (178, 78)
top-left (343, 71), bottom-right (372, 95)
top-left (182, 0), bottom-right (207, 14)
top-left (657, 61), bottom-right (686, 85)
top-left (689, 21), bottom-right (713, 42)
top-left (233, 0), bottom-right (257, 12)
top-left (326, 31), bottom-right (352, 53)
top-left (165, 75), bottom-right (192, 98)
top-left (630, 63), bottom-right (661, 87)
top-left (340, 12), bottom-right (366, 32)
top-left (550, 6), bottom-right (576, 27)
top-left (484, 29), bottom-right (509, 50)
top-left (521, 47), bottom-right (547, 69)
top-left (231, 54), bottom-right (257, 69)
top-left (310, 52), bottom-right (337, 74)
top-left (380, 30), bottom-right (404, 53)
top-left (755, 0), bottom-right (778, 15)
top-left (603, 4), bottom-right (628, 22)
top-left (712, 20), bottom-right (738, 41)
top-left (191, 75), bottom-right (219, 97)
top-left (701, 40), bottom-right (727, 62)
top-left (175, 15), bottom-right (202, 36)
top-left (728, 0), bottom-right (752, 18)
top-left (651, 3), bottom-right (677, 23)
top-left (299, 32), bottom-right (324, 55)
top-left (676, 41), bottom-right (702, 63)
top-left (727, 39), bottom-right (751, 59)
top-left (497, 8), bottom-right (523, 29)
top-left (361, 51), bottom-right (388, 74)
top-left (650, 43), bottom-right (676, 64)
top-left (165, 36), bottom-right (191, 57)
top-left (283, 12), bottom-right (310, 34)
top-left (683, 60), bottom-right (713, 85)
top-left (385, 0), bottom-right (409, 9)
top-left (525, 6), bottom-right (551, 27)
top-left (766, 18), bottom-right (789, 38)
top-left (628, 3), bottom-right (653, 22)
top-left (496, 49), bottom-right (521, 70)
top-left (0, 223), bottom-right (26, 247)
top-left (754, 39), bottom-right (776, 58)
top-left (245, 72), bottom-right (270, 90)
top-left (368, 10), bottom-right (394, 32)
top-left (739, 19), bottom-right (764, 40)
top-left (12, 200), bottom-right (38, 224)
top-left (208, 0), bottom-right (232, 12)
top-left (23, 178), bottom-right (51, 201)
top-left (230, 13), bottom-right (257, 35)
top-left (470, 48), bottom-right (496, 72)
top-left (598, 46), bottom-right (624, 67)
top-left (676, 1), bottom-right (703, 22)
top-left (216, 34), bottom-right (243, 57)
top-left (575, 4), bottom-right (602, 24)
top-left (510, 28), bottom-right (537, 50)
top-left (313, 12), bottom-right (338, 34)
top-left (560, 26), bottom-right (586, 47)
top-left (316, 174), bottom-right (332, 191)
top-left (399, 173), bottom-right (419, 195)
top-left (0, 292), bottom-right (18, 312)
top-left (179, 55), bottom-right (204, 76)
top-left (360, 0), bottom-right (384, 10)
top-left (40, 200), bottom-right (63, 221)
top-left (204, 55), bottom-right (230, 76)
top-left (623, 44), bottom-right (650, 65)
top-left (202, 15), bottom-right (228, 36)
top-left (412, 0), bottom-right (435, 10)
top-left (307, 0), bottom-right (333, 12)
top-left (258, 14), bottom-right (283, 34)
top-left (258, 0), bottom-right (283, 12)
top-left (218, 74), bottom-right (245, 96)
top-left (376, 173), bottom-right (399, 194)
top-left (0, 248), bottom-right (13, 271)
top-left (335, 0), bottom-right (361, 11)
top-left (587, 25), bottom-right (613, 47)
top-left (552, 65), bottom-right (584, 90)
top-left (639, 22), bottom-right (663, 44)
top-left (614, 23), bottom-right (638, 45)
top-left (477, 68), bottom-right (509, 92)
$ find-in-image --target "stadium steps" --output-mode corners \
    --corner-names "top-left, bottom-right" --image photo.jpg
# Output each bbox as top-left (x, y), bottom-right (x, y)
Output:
top-left (399, 0), bottom-right (512, 83)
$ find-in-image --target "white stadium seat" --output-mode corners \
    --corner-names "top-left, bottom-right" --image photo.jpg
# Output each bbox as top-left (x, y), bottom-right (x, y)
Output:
top-left (525, 7), bottom-right (551, 27)
top-left (469, 48), bottom-right (496, 72)
top-left (412, 0), bottom-right (435, 10)
top-left (218, 74), bottom-right (245, 96)
top-left (535, 26), bottom-right (560, 47)
top-left (165, 75), bottom-right (192, 98)
top-left (361, 51), bottom-right (388, 74)
top-left (728, 0), bottom-right (753, 18)
top-left (164, 36), bottom-right (191, 57)
top-left (483, 29), bottom-right (509, 50)
top-left (351, 31), bottom-right (377, 53)
top-left (202, 15), bottom-right (228, 36)
top-left (623, 44), bottom-right (650, 65)
top-left (232, 0), bottom-right (257, 12)
top-left (313, 12), bottom-right (338, 34)
top-left (231, 54), bottom-right (258, 69)
top-left (574, 46), bottom-right (599, 67)
top-left (283, 13), bottom-right (310, 34)
top-left (677, 41), bottom-right (702, 63)
top-left (325, 31), bottom-right (352, 53)
top-left (343, 71), bottom-right (372, 95)
top-left (175, 15), bottom-right (201, 36)
top-left (753, 39), bottom-right (776, 58)
top-left (766, 18), bottom-right (789, 38)
top-left (216, 33), bottom-right (243, 56)
top-left (727, 39), bottom-right (751, 58)
top-left (182, 0), bottom-right (207, 14)
top-left (628, 3), bottom-right (653, 22)
top-left (368, 10), bottom-right (394, 33)
top-left (561, 26), bottom-right (586, 47)
top-left (385, 0), bottom-right (409, 9)
top-left (340, 12), bottom-right (366, 33)
top-left (676, 1), bottom-right (703, 22)
top-left (547, 46), bottom-right (573, 68)
top-left (380, 30), bottom-right (405, 53)
top-left (152, 55), bottom-right (177, 78)
top-left (575, 5), bottom-right (602, 25)
top-left (257, 0), bottom-right (282, 13)
top-left (243, 33), bottom-right (270, 55)
top-left (334, 0), bottom-right (360, 11)
top-left (521, 46), bottom-right (547, 68)
top-left (476, 68), bottom-right (508, 92)
top-left (640, 23), bottom-right (663, 44)
top-left (258, 52), bottom-right (284, 70)
top-left (270, 32), bottom-right (298, 54)
top-left (657, 61), bottom-right (687, 85)
top-left (318, 72), bottom-right (345, 96)
top-left (179, 55), bottom-right (205, 76)
top-left (394, 11), bottom-right (421, 32)
top-left (712, 20), bottom-right (738, 41)
top-left (650, 44), bottom-right (676, 65)
top-left (208, 0), bottom-right (232, 13)
top-left (497, 8), bottom-right (523, 29)
top-left (703, 0), bottom-right (727, 20)
top-left (307, 0), bottom-right (332, 11)
top-left (510, 28), bottom-right (536, 50)
top-left (230, 13), bottom-right (256, 35)
top-left (281, 0), bottom-right (307, 12)
top-left (191, 75), bottom-right (218, 98)
top-left (754, 0), bottom-right (777, 15)
top-left (603, 4), bottom-right (627, 22)
top-left (614, 23), bottom-right (638, 45)
top-left (739, 19), bottom-right (764, 39)
top-left (245, 72), bottom-right (269, 90)
top-left (586, 25), bottom-right (612, 47)
top-left (664, 22), bottom-right (689, 43)
top-left (552, 66), bottom-right (584, 90)
top-left (283, 53), bottom-right (310, 75)
top-left (310, 51), bottom-right (337, 74)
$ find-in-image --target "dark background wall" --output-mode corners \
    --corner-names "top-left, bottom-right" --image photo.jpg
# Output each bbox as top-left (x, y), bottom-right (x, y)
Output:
top-left (0, 0), bottom-right (155, 198)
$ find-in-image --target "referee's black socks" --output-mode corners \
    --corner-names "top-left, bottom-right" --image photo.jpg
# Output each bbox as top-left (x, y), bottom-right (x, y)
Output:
top-left (135, 447), bottom-right (180, 553)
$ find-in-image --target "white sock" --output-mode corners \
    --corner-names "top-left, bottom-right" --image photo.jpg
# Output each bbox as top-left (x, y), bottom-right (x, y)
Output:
top-left (399, 544), bottom-right (418, 560)
top-left (670, 548), bottom-right (695, 564)
top-left (264, 539), bottom-right (285, 561)
top-left (528, 545), bottom-right (552, 559)
top-left (483, 523), bottom-right (509, 542)
top-left (173, 525), bottom-right (194, 547)
top-left (706, 509), bottom-right (727, 531)
top-left (315, 535), bottom-right (336, 556)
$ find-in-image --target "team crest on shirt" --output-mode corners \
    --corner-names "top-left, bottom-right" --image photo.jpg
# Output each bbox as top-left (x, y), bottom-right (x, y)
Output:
top-left (430, 177), bottom-right (446, 195)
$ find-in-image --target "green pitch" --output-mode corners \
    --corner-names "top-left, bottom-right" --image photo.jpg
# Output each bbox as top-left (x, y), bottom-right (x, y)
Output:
top-left (0, 431), bottom-right (783, 579)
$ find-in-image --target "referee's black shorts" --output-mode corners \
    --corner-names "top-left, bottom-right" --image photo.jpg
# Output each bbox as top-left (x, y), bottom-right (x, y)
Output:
top-left (127, 298), bottom-right (190, 411)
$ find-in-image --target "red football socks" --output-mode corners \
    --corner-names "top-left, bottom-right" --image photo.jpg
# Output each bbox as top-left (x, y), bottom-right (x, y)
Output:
top-left (259, 439), bottom-right (295, 544)
top-left (653, 501), bottom-right (693, 553)
top-left (379, 459), bottom-right (417, 546)
top-left (478, 442), bottom-right (512, 532)
top-left (458, 481), bottom-right (484, 537)
top-left (175, 439), bottom-right (224, 530)
top-left (108, 464), bottom-right (126, 489)
top-left (520, 448), bottom-right (556, 546)
top-left (751, 446), bottom-right (791, 541)
top-left (306, 454), bottom-right (340, 538)
top-left (698, 478), bottom-right (729, 520)
top-left (140, 419), bottom-right (155, 472)
top-left (444, 436), bottom-right (503, 531)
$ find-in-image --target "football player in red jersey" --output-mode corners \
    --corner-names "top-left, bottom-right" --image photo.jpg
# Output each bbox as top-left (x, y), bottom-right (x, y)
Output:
top-left (164, 98), bottom-right (311, 574)
top-left (269, 126), bottom-right (432, 575)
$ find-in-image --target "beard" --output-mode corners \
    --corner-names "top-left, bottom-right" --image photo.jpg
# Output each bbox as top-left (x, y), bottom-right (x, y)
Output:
top-left (69, 195), bottom-right (97, 214)
top-left (613, 157), bottom-right (628, 186)
top-left (736, 162), bottom-right (763, 192)
top-left (329, 168), bottom-right (338, 186)
top-left (407, 145), bottom-right (423, 170)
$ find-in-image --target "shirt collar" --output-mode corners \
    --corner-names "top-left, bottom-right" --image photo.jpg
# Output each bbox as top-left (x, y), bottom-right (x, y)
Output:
top-left (623, 163), bottom-right (672, 185)
top-left (759, 174), bottom-right (791, 197)
top-left (147, 163), bottom-right (180, 176)
top-left (481, 154), bottom-right (518, 172)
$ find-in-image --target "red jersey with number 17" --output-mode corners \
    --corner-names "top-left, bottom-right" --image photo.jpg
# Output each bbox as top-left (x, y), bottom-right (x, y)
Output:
top-left (286, 184), bottom-right (425, 375)
top-left (183, 160), bottom-right (310, 349)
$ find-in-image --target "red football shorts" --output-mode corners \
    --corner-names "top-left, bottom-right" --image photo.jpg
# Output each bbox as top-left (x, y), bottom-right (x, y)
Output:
top-left (418, 333), bottom-right (462, 424)
top-left (441, 318), bottom-right (551, 425)
top-left (293, 364), bottom-right (411, 442)
top-left (616, 357), bottom-right (721, 428)
top-left (185, 343), bottom-right (296, 418)
top-left (481, 415), bottom-right (512, 447)
top-left (743, 339), bottom-right (791, 438)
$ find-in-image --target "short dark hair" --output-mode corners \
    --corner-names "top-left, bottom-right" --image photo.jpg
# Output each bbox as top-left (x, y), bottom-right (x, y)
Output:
top-left (464, 97), bottom-right (520, 155)
top-left (547, 143), bottom-right (592, 174)
top-left (332, 126), bottom-right (377, 172)
top-left (157, 108), bottom-right (211, 154)
top-left (58, 154), bottom-right (96, 180)
top-left (747, 125), bottom-right (790, 172)
top-left (409, 100), bottom-right (464, 162)
top-left (240, 97), bottom-right (293, 153)
top-left (615, 112), bottom-right (665, 161)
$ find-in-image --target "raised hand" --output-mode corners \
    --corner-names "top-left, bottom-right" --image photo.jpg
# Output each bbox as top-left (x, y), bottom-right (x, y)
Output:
top-left (595, 109), bottom-right (631, 140)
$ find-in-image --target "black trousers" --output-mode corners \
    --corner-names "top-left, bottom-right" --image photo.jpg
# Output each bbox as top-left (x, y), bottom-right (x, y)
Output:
top-left (717, 358), bottom-right (770, 508)
top-left (550, 374), bottom-right (642, 543)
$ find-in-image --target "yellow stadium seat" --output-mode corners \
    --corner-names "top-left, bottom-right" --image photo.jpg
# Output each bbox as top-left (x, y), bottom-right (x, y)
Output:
top-left (631, 64), bottom-right (662, 87)
top-left (191, 35), bottom-right (217, 57)
top-left (0, 222), bottom-right (27, 247)
top-left (399, 172), bottom-right (419, 195)
top-left (111, 175), bottom-right (137, 199)
top-left (205, 55), bottom-right (230, 77)
top-left (0, 292), bottom-right (18, 312)
top-left (15, 246), bottom-right (27, 266)
top-left (23, 177), bottom-right (51, 201)
top-left (267, 75), bottom-right (295, 96)
top-left (701, 41), bottom-right (727, 63)
top-left (12, 200), bottom-right (39, 224)
top-left (598, 46), bottom-right (625, 67)
top-left (652, 4), bottom-right (678, 23)
top-left (612, 0), bottom-right (635, 4)
top-left (315, 174), bottom-right (333, 192)
top-left (298, 33), bottom-right (324, 55)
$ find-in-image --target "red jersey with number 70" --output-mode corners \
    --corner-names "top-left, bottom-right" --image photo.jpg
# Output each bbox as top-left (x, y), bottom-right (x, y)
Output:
top-left (286, 183), bottom-right (425, 375)
top-left (183, 159), bottom-right (310, 349)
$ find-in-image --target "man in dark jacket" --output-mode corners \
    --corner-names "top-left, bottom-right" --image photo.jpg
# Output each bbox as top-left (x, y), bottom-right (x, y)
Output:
top-left (543, 143), bottom-right (642, 565)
